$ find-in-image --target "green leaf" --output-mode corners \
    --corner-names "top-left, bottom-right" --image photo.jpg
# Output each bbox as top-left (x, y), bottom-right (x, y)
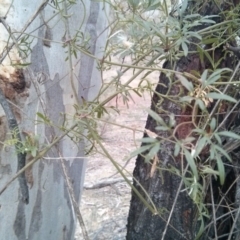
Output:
top-left (201, 69), bottom-right (208, 82)
top-left (194, 137), bottom-right (207, 157)
top-left (206, 92), bottom-right (237, 103)
top-left (200, 19), bottom-right (216, 24)
top-left (216, 155), bottom-right (225, 185)
top-left (218, 131), bottom-right (240, 139)
top-left (196, 99), bottom-right (206, 111)
top-left (206, 68), bottom-right (231, 86)
top-left (210, 118), bottom-right (216, 131)
top-left (206, 74), bottom-right (220, 86)
top-left (210, 146), bottom-right (215, 159)
top-left (146, 109), bottom-right (166, 126)
top-left (180, 96), bottom-right (194, 103)
top-left (187, 32), bottom-right (202, 40)
top-left (209, 68), bottom-right (231, 78)
top-left (174, 142), bottom-right (181, 156)
top-left (203, 50), bottom-right (214, 68)
top-left (145, 0), bottom-right (160, 11)
top-left (11, 62), bottom-right (31, 68)
top-left (73, 49), bottom-right (78, 59)
top-left (184, 14), bottom-right (200, 19)
top-left (195, 216), bottom-right (205, 240)
top-left (180, 0), bottom-right (188, 16)
top-left (184, 149), bottom-right (199, 180)
top-left (181, 41), bottom-right (188, 56)
top-left (197, 46), bottom-right (204, 67)
top-left (37, 112), bottom-right (51, 123)
top-left (202, 38), bottom-right (219, 44)
top-left (177, 74), bottom-right (193, 92)
top-left (127, 0), bottom-right (140, 10)
top-left (169, 114), bottom-right (176, 128)
top-left (214, 133), bottom-right (222, 145)
top-left (214, 144), bottom-right (232, 162)
top-left (201, 166), bottom-right (219, 176)
top-left (130, 144), bottom-right (153, 158)
top-left (145, 142), bottom-right (160, 162)
top-left (155, 126), bottom-right (169, 131)
top-left (31, 147), bottom-right (37, 157)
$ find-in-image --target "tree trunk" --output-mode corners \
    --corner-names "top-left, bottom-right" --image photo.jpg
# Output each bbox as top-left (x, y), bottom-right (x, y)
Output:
top-left (127, 1), bottom-right (240, 239)
top-left (0, 1), bottom-right (108, 239)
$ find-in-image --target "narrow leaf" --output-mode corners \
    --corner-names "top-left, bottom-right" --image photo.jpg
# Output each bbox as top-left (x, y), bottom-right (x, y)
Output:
top-left (206, 92), bottom-right (237, 103)
top-left (196, 99), bottom-right (206, 111)
top-left (177, 74), bottom-right (193, 92)
top-left (130, 144), bottom-right (153, 158)
top-left (201, 69), bottom-right (208, 82)
top-left (210, 118), bottom-right (216, 131)
top-left (218, 131), bottom-right (240, 139)
top-left (155, 126), bottom-right (169, 131)
top-left (182, 41), bottom-right (188, 56)
top-left (180, 0), bottom-right (188, 16)
top-left (215, 144), bottom-right (232, 162)
top-left (146, 109), bottom-right (166, 126)
top-left (145, 142), bottom-right (160, 162)
top-left (216, 155), bottom-right (225, 185)
top-left (194, 137), bottom-right (207, 157)
top-left (184, 149), bottom-right (199, 180)
top-left (174, 142), bottom-right (181, 156)
top-left (37, 112), bottom-right (51, 123)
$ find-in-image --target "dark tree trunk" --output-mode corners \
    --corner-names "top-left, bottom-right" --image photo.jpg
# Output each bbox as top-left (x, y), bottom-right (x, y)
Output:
top-left (127, 1), bottom-right (240, 239)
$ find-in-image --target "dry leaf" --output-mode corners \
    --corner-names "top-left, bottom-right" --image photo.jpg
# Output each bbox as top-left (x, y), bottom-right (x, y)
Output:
top-left (150, 155), bottom-right (159, 177)
top-left (145, 129), bottom-right (158, 138)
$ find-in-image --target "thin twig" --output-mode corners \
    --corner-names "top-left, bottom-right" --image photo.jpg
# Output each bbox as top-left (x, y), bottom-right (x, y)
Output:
top-left (59, 152), bottom-right (90, 240)
top-left (228, 206), bottom-right (240, 240)
top-left (62, 0), bottom-right (79, 104)
top-left (210, 180), bottom-right (218, 240)
top-left (84, 177), bottom-right (132, 189)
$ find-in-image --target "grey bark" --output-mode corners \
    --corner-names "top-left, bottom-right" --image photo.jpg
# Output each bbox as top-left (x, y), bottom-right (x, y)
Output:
top-left (0, 1), bottom-right (109, 240)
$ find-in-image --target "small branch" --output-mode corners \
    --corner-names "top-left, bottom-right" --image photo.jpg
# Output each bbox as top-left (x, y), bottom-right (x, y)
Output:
top-left (84, 177), bottom-right (132, 190)
top-left (62, 0), bottom-right (79, 105)
top-left (0, 88), bottom-right (29, 204)
top-left (210, 180), bottom-right (218, 239)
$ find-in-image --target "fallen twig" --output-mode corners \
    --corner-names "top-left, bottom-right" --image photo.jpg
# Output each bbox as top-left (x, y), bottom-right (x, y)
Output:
top-left (84, 177), bottom-right (132, 190)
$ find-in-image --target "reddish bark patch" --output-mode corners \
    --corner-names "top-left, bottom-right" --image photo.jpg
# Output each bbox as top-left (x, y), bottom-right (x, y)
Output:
top-left (0, 69), bottom-right (26, 100)
top-left (176, 106), bottom-right (194, 140)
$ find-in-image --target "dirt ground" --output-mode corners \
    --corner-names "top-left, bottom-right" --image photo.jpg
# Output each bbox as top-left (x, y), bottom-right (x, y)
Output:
top-left (75, 64), bottom-right (159, 240)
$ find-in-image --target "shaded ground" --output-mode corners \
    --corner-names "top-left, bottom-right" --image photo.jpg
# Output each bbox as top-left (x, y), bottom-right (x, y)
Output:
top-left (75, 66), bottom-right (158, 240)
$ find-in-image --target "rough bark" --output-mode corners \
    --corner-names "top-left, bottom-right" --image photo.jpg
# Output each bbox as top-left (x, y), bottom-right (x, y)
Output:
top-left (127, 57), bottom-right (200, 240)
top-left (127, 1), bottom-right (240, 239)
top-left (0, 1), bottom-right (108, 240)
